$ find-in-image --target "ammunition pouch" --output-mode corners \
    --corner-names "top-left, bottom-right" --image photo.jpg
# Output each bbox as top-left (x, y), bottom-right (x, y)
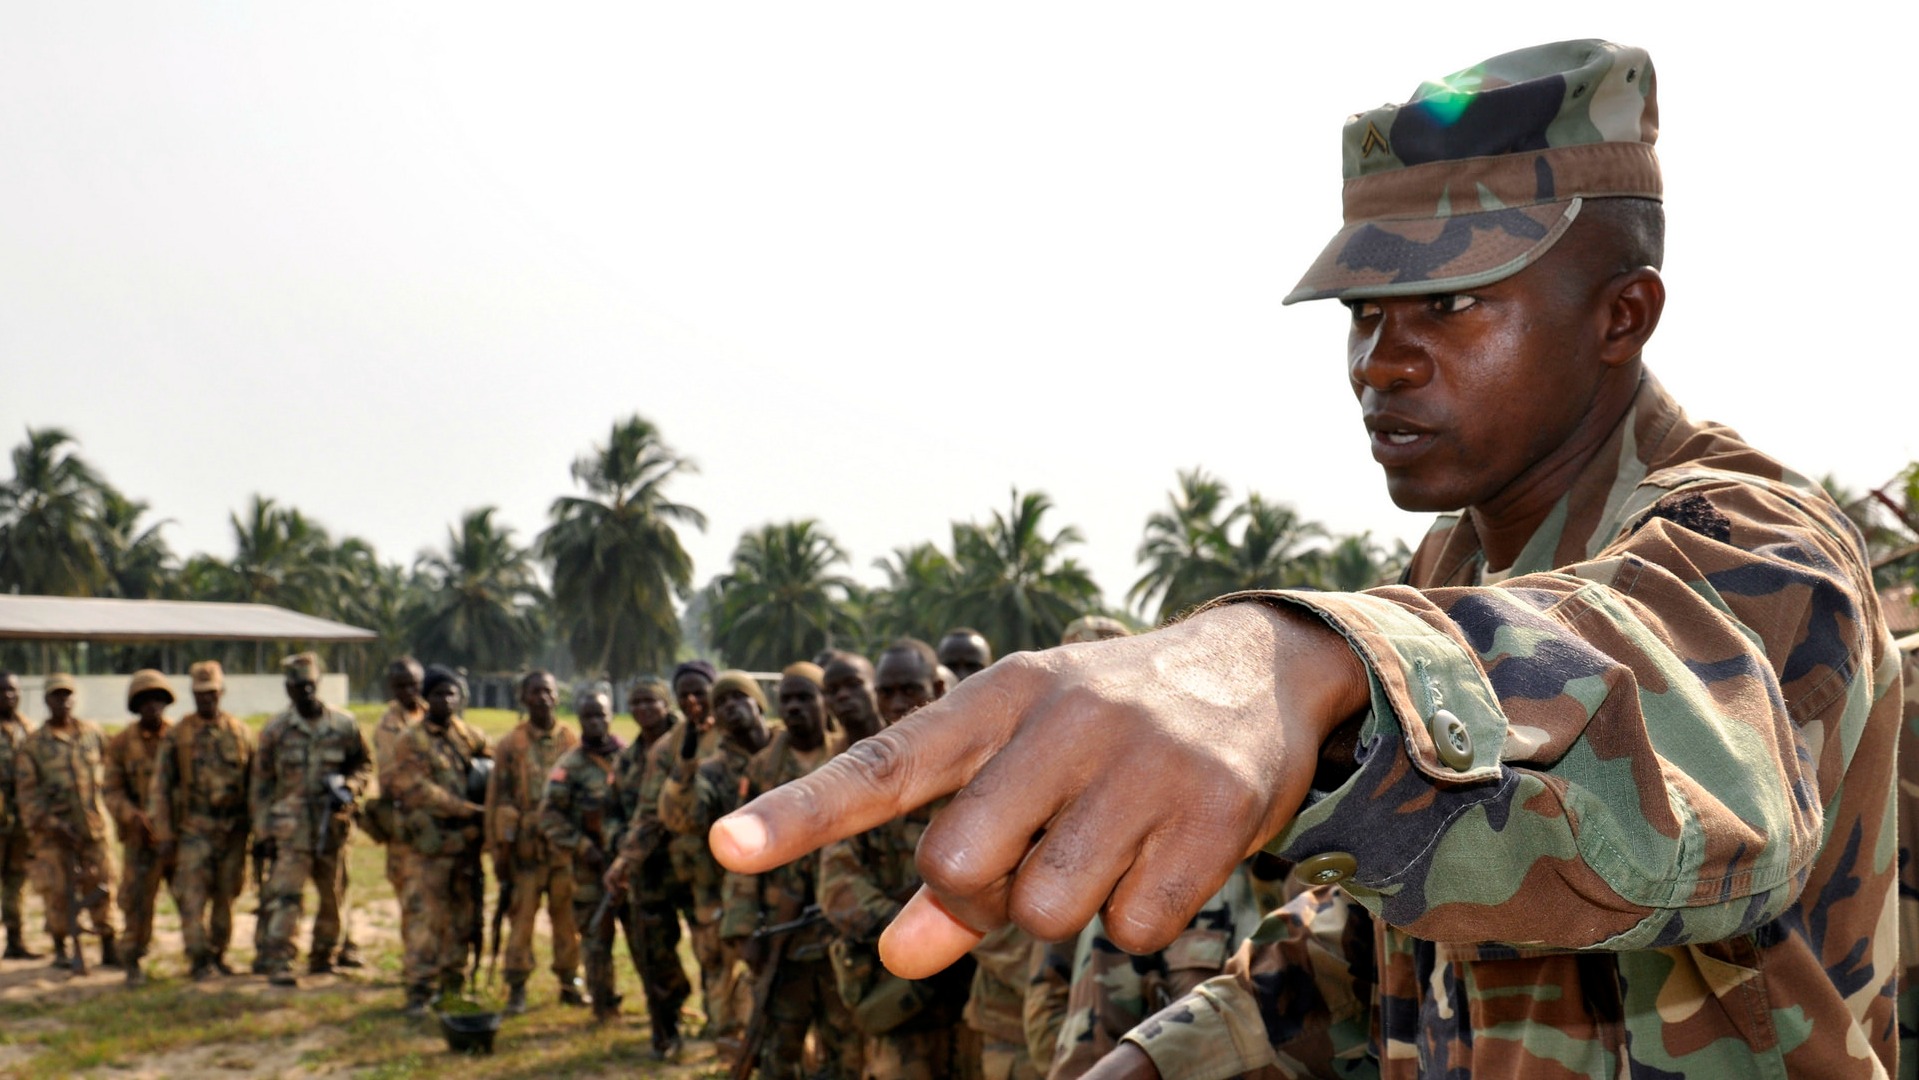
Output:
top-left (829, 936), bottom-right (932, 1035)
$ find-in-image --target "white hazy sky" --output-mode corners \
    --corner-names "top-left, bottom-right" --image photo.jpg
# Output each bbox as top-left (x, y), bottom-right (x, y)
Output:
top-left (4, 5), bottom-right (1914, 616)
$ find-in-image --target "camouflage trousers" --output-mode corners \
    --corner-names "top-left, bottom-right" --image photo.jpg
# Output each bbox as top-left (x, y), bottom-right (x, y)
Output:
top-left (30, 832), bottom-right (115, 938)
top-left (0, 824), bottom-right (29, 930)
top-left (975, 1037), bottom-right (1039, 1080)
top-left (260, 843), bottom-right (344, 965)
top-left (691, 915), bottom-right (751, 1039)
top-left (860, 1024), bottom-right (965, 1080)
top-left (115, 837), bottom-right (179, 961)
top-left (174, 826), bottom-right (248, 963)
top-left (384, 839), bottom-right (414, 950)
top-left (572, 893), bottom-right (635, 1016)
top-left (750, 953), bottom-right (863, 1080)
top-left (631, 889), bottom-right (694, 1045)
top-left (398, 848), bottom-right (482, 992)
top-left (503, 855), bottom-right (579, 983)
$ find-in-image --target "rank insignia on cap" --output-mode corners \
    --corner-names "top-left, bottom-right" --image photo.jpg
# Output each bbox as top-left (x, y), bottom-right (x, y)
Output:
top-left (1359, 121), bottom-right (1389, 158)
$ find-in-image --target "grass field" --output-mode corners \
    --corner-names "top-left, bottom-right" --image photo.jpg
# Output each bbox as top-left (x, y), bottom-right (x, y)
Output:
top-left (0, 706), bottom-right (730, 1079)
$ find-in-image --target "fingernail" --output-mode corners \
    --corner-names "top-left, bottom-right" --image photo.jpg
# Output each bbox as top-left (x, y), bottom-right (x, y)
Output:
top-left (879, 888), bottom-right (985, 981)
top-left (711, 813), bottom-right (766, 863)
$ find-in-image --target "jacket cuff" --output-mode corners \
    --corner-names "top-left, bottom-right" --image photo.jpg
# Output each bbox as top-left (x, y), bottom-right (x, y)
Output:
top-left (1121, 974), bottom-right (1280, 1080)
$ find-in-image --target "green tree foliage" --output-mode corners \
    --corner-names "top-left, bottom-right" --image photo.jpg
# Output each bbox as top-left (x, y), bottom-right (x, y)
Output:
top-left (94, 486), bottom-right (178, 600)
top-left (707, 520), bottom-right (861, 671)
top-left (540, 415), bottom-right (705, 683)
top-left (412, 507), bottom-right (545, 672)
top-left (865, 541), bottom-right (963, 646)
top-left (1130, 467), bottom-right (1236, 624)
top-left (0, 428), bottom-right (113, 596)
top-left (947, 489), bottom-right (1101, 653)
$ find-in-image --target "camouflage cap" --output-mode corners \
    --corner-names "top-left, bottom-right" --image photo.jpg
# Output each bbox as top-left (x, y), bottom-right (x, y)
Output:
top-left (1061, 615), bottom-right (1131, 645)
top-left (189, 660), bottom-right (224, 691)
top-left (1285, 39), bottom-right (1659, 305)
top-left (712, 669), bottom-right (769, 712)
top-left (127, 669), bottom-right (175, 710)
top-left (282, 651), bottom-right (324, 682)
top-left (43, 672), bottom-right (77, 695)
top-left (780, 661), bottom-right (825, 688)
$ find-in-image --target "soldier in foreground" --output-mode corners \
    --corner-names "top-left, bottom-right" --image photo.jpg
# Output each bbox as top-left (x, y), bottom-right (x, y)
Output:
top-left (363, 657), bottom-right (425, 963)
top-left (250, 653), bottom-right (373, 987)
top-left (487, 669), bottom-right (584, 1012)
top-left (659, 669), bottom-right (773, 1058)
top-left (538, 687), bottom-right (627, 1024)
top-left (723, 661), bottom-right (860, 1078)
top-left (147, 660), bottom-right (254, 980)
top-left (603, 676), bottom-right (693, 1058)
top-left (817, 640), bottom-right (974, 1080)
top-left (389, 665), bottom-right (491, 1015)
top-left (103, 669), bottom-right (177, 985)
top-left (15, 674), bottom-right (115, 971)
top-left (0, 672), bottom-right (37, 959)
top-left (711, 40), bottom-right (1904, 1078)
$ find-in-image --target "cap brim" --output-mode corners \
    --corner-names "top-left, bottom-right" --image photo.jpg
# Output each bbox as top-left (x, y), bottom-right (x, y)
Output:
top-left (1283, 198), bottom-right (1581, 305)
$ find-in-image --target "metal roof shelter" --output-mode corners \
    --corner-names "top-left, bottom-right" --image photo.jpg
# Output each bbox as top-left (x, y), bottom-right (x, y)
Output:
top-left (0, 595), bottom-right (376, 643)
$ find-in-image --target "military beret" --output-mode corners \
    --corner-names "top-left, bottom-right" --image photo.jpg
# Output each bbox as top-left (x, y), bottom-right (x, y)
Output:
top-left (422, 665), bottom-right (467, 700)
top-left (780, 661), bottom-right (825, 688)
top-left (672, 659), bottom-right (717, 686)
top-left (712, 669), bottom-right (768, 712)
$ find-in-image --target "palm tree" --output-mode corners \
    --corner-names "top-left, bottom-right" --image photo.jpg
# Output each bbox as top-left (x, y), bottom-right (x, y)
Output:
top-left (949, 489), bottom-right (1101, 653)
top-left (1130, 468), bottom-right (1236, 624)
top-left (412, 507), bottom-right (545, 672)
top-left (0, 428), bottom-right (111, 596)
top-left (707, 520), bottom-right (862, 670)
top-left (1309, 532), bottom-right (1412, 591)
top-left (1208, 495), bottom-right (1329, 594)
top-left (865, 541), bottom-right (963, 647)
top-left (94, 485), bottom-right (177, 600)
top-left (540, 415), bottom-right (706, 683)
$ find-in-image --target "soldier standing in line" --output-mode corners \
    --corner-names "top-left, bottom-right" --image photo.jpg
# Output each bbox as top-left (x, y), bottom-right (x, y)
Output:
top-left (389, 665), bottom-right (491, 1016)
top-left (0, 672), bottom-right (38, 960)
top-left (659, 669), bottom-right (771, 1059)
top-left (818, 640), bottom-right (975, 1080)
top-left (487, 669), bottom-right (584, 1012)
top-left (935, 629), bottom-right (993, 685)
top-left (249, 652), bottom-right (373, 987)
top-left (723, 661), bottom-right (861, 1079)
top-left (539, 687), bottom-right (627, 1024)
top-left (103, 669), bottom-right (178, 986)
top-left (363, 657), bottom-right (424, 960)
top-left (603, 675), bottom-right (694, 1060)
top-left (148, 660), bottom-right (255, 981)
top-left (15, 673), bottom-right (115, 971)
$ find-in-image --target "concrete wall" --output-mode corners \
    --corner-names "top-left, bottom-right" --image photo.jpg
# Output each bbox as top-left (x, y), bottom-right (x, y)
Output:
top-left (13, 673), bottom-right (352, 725)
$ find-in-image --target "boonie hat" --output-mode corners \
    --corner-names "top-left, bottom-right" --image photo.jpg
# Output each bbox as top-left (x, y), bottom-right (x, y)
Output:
top-left (1287, 39), bottom-right (1660, 304)
top-left (190, 660), bottom-right (224, 691)
top-left (282, 652), bottom-right (324, 682)
top-left (127, 669), bottom-right (175, 710)
top-left (44, 672), bottom-right (77, 695)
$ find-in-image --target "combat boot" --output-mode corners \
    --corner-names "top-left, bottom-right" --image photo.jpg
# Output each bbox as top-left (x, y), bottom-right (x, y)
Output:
top-left (402, 984), bottom-right (433, 1018)
top-left (308, 954), bottom-right (334, 976)
top-left (249, 954), bottom-right (270, 975)
top-left (211, 954), bottom-right (235, 976)
top-left (334, 940), bottom-right (363, 969)
top-left (48, 937), bottom-right (70, 970)
top-left (190, 954), bottom-right (215, 982)
top-left (4, 924), bottom-right (40, 960)
top-left (98, 931), bottom-right (117, 969)
top-left (557, 975), bottom-right (587, 1007)
top-left (124, 956), bottom-right (146, 987)
top-left (264, 960), bottom-right (298, 987)
top-left (504, 980), bottom-right (528, 1015)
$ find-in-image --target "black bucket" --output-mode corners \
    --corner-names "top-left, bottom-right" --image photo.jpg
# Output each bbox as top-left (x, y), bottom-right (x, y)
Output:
top-left (439, 1009), bottom-right (503, 1055)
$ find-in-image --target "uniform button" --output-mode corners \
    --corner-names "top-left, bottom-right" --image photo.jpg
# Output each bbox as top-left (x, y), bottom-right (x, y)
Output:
top-left (1293, 851), bottom-right (1359, 887)
top-left (1430, 708), bottom-right (1474, 770)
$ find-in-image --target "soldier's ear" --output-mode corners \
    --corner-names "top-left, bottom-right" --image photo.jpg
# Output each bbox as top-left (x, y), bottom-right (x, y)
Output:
top-left (1598, 267), bottom-right (1663, 367)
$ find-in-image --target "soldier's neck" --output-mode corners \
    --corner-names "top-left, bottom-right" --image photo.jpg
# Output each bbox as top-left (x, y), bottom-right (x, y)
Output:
top-left (528, 713), bottom-right (555, 732)
top-left (296, 701), bottom-right (324, 720)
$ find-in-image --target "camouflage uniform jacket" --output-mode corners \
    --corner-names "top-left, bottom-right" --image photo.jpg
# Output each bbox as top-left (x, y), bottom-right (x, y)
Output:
top-left (249, 706), bottom-right (373, 854)
top-left (14, 719), bottom-right (110, 843)
top-left (538, 738), bottom-right (625, 905)
top-left (1125, 372), bottom-right (1903, 1077)
top-left (147, 710), bottom-right (254, 843)
top-left (103, 718), bottom-right (171, 844)
top-left (658, 735), bottom-right (758, 924)
top-left (486, 719), bottom-right (578, 863)
top-left (717, 729), bottom-right (842, 956)
top-left (967, 923), bottom-right (1037, 1049)
top-left (389, 715), bottom-right (490, 856)
top-left (818, 799), bottom-right (934, 945)
top-left (615, 716), bottom-right (718, 901)
top-left (1895, 643), bottom-right (1919, 1070)
top-left (372, 698), bottom-right (423, 797)
top-left (0, 716), bottom-right (29, 835)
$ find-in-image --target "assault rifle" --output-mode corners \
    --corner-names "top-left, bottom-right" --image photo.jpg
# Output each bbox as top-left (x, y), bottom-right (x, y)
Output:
top-left (732, 905), bottom-right (826, 1080)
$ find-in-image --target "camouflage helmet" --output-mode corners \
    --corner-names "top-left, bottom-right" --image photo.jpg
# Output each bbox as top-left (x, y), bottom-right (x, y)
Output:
top-left (126, 669), bottom-right (175, 710)
top-left (1286, 39), bottom-right (1659, 305)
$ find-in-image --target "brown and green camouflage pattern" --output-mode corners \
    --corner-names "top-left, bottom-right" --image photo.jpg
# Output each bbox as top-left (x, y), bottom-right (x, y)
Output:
top-left (389, 714), bottom-right (489, 992)
top-left (540, 739), bottom-right (627, 1017)
top-left (104, 718), bottom-right (176, 961)
top-left (1896, 644), bottom-right (1919, 1069)
top-left (659, 737), bottom-right (760, 1043)
top-left (1286, 40), bottom-right (1659, 305)
top-left (147, 708), bottom-right (253, 966)
top-left (13, 718), bottom-right (115, 938)
top-left (251, 705), bottom-right (374, 968)
top-left (608, 720), bottom-right (695, 1039)
top-left (0, 714), bottom-right (34, 935)
top-left (1044, 862), bottom-right (1262, 1079)
top-left (1124, 372), bottom-right (1902, 1077)
top-left (487, 719), bottom-right (581, 985)
top-left (966, 924), bottom-right (1042, 1080)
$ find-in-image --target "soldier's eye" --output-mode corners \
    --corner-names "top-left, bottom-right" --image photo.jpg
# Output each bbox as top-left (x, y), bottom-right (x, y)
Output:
top-left (1430, 294), bottom-right (1477, 313)
top-left (1345, 300), bottom-right (1381, 321)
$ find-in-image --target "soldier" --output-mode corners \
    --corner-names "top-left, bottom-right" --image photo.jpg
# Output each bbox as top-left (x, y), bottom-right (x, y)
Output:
top-left (713, 40), bottom-right (1907, 1078)
top-left (364, 657), bottom-right (424, 959)
top-left (250, 652), bottom-right (373, 987)
top-left (659, 669), bottom-right (771, 1058)
top-left (148, 660), bottom-right (255, 981)
top-left (103, 669), bottom-right (179, 985)
top-left (935, 629), bottom-right (993, 684)
top-left (817, 640), bottom-right (973, 1080)
top-left (539, 687), bottom-right (628, 1024)
top-left (604, 675), bottom-right (694, 1060)
top-left (486, 669), bottom-right (584, 1012)
top-left (0, 671), bottom-right (38, 959)
top-left (14, 673), bottom-right (115, 971)
top-left (389, 665), bottom-right (491, 1016)
top-left (722, 661), bottom-right (860, 1078)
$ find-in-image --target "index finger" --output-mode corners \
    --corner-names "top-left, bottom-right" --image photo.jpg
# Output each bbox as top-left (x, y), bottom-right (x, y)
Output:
top-left (710, 657), bottom-right (1032, 874)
